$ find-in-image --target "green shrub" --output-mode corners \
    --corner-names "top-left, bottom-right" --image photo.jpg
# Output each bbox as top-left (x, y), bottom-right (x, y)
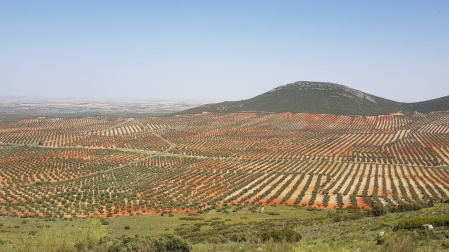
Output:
top-left (371, 204), bottom-right (387, 217)
top-left (395, 215), bottom-right (449, 230)
top-left (74, 236), bottom-right (97, 251)
top-left (74, 235), bottom-right (192, 252)
top-left (442, 240), bottom-right (449, 249)
top-left (382, 231), bottom-right (418, 252)
top-left (230, 233), bottom-right (247, 242)
top-left (154, 235), bottom-right (192, 252)
top-left (260, 229), bottom-right (301, 243)
top-left (179, 217), bottom-right (204, 221)
top-left (330, 208), bottom-right (365, 222)
top-left (346, 205), bottom-right (360, 211)
top-left (389, 203), bottom-right (422, 213)
top-left (376, 234), bottom-right (385, 245)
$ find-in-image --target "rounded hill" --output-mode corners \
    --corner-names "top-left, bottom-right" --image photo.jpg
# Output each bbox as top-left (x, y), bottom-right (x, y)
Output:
top-left (178, 81), bottom-right (449, 116)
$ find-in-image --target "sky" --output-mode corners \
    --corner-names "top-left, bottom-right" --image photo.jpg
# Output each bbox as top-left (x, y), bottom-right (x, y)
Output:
top-left (1, 1), bottom-right (448, 102)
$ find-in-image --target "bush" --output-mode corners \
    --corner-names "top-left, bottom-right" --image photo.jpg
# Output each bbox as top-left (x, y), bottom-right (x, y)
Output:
top-left (260, 229), bottom-right (301, 243)
top-left (74, 235), bottom-right (192, 252)
top-left (230, 233), bottom-right (247, 242)
top-left (395, 215), bottom-right (449, 230)
top-left (371, 204), bottom-right (387, 217)
top-left (154, 235), bottom-right (192, 252)
top-left (382, 231), bottom-right (418, 252)
top-left (74, 236), bottom-right (97, 251)
top-left (179, 217), bottom-right (204, 221)
top-left (346, 205), bottom-right (360, 211)
top-left (124, 225), bottom-right (131, 230)
top-left (330, 207), bottom-right (365, 222)
top-left (442, 240), bottom-right (449, 249)
top-left (389, 203), bottom-right (422, 213)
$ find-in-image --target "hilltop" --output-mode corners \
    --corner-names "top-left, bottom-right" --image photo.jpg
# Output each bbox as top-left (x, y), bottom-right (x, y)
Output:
top-left (178, 81), bottom-right (449, 116)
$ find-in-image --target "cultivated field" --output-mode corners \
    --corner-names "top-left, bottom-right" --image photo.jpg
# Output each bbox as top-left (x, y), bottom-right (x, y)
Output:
top-left (0, 111), bottom-right (449, 218)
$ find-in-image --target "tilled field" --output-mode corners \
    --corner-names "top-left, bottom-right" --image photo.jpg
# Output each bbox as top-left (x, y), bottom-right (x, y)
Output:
top-left (0, 111), bottom-right (448, 218)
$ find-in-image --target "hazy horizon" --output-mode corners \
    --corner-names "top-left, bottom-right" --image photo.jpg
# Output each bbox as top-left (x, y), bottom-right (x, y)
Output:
top-left (0, 94), bottom-right (214, 103)
top-left (1, 1), bottom-right (448, 103)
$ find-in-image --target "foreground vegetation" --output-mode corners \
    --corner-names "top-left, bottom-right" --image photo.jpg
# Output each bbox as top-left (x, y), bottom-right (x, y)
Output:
top-left (2, 203), bottom-right (449, 251)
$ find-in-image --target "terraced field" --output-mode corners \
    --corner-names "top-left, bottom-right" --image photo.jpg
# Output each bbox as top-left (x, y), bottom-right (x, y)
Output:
top-left (0, 111), bottom-right (448, 218)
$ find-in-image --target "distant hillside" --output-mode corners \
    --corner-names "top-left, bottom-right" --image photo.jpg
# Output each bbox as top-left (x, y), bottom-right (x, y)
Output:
top-left (178, 81), bottom-right (449, 116)
top-left (408, 95), bottom-right (449, 114)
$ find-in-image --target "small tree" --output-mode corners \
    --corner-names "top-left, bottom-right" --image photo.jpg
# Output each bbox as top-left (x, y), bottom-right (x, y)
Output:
top-left (371, 204), bottom-right (386, 217)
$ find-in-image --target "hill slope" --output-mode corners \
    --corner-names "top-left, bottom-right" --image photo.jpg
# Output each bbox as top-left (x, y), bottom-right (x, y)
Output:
top-left (178, 81), bottom-right (449, 116)
top-left (408, 95), bottom-right (449, 114)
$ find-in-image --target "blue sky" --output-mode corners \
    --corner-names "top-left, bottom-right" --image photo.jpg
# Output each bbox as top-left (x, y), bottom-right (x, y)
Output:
top-left (1, 1), bottom-right (448, 102)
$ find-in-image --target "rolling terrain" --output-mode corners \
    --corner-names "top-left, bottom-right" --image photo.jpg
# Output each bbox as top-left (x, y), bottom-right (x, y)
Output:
top-left (1, 111), bottom-right (449, 219)
top-left (178, 81), bottom-right (449, 116)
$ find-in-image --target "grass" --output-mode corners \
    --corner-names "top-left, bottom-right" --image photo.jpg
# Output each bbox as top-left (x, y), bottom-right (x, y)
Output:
top-left (0, 217), bottom-right (107, 252)
top-left (2, 204), bottom-right (449, 251)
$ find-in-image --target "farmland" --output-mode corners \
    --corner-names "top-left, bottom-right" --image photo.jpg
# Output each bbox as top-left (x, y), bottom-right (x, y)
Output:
top-left (0, 111), bottom-right (449, 220)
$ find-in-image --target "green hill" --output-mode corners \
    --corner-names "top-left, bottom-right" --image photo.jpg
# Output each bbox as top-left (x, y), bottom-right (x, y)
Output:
top-left (407, 95), bottom-right (449, 114)
top-left (178, 81), bottom-right (449, 116)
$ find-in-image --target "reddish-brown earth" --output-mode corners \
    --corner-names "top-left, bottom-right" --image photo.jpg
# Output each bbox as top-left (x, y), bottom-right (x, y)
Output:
top-left (0, 111), bottom-right (448, 217)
